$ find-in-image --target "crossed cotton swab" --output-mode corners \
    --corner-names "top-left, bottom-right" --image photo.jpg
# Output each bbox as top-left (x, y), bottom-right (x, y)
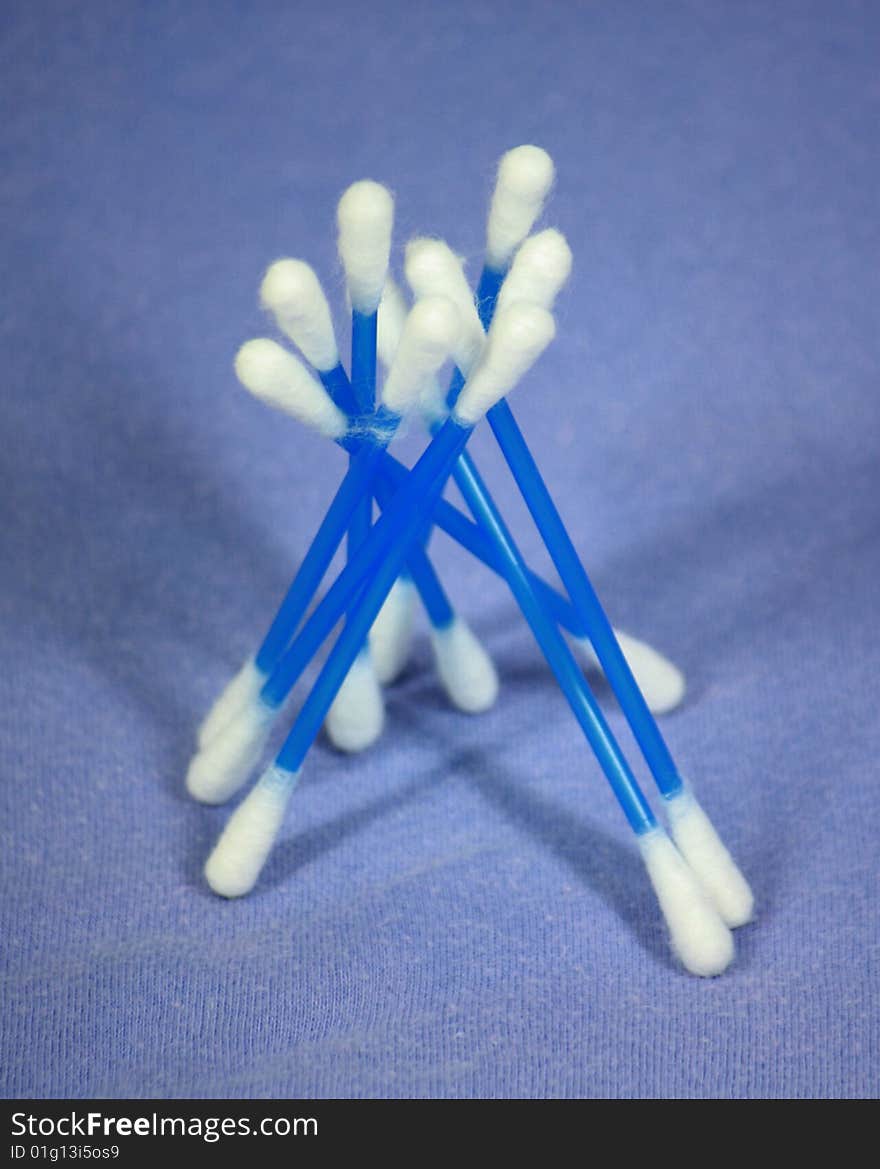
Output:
top-left (203, 301), bottom-right (555, 895)
top-left (206, 296), bottom-right (736, 978)
top-left (402, 150), bottom-right (751, 931)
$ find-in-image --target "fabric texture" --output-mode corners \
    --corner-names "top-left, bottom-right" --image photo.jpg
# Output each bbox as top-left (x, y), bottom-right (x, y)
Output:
top-left (1, 0), bottom-right (878, 1098)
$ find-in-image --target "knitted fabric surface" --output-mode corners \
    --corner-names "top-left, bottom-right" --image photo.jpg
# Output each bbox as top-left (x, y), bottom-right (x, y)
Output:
top-left (1, 0), bottom-right (878, 1098)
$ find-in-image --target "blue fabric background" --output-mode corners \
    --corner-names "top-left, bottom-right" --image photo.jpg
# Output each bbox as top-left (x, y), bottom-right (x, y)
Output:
top-left (2, 0), bottom-right (878, 1099)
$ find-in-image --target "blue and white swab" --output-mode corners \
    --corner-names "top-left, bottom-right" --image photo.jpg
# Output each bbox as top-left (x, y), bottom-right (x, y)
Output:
top-left (474, 148), bottom-right (753, 928)
top-left (187, 297), bottom-right (464, 804)
top-left (203, 303), bottom-right (555, 898)
top-left (322, 180), bottom-right (391, 751)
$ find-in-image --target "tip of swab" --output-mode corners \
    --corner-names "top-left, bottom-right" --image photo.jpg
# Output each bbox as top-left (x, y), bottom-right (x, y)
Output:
top-left (486, 145), bottom-right (556, 271)
top-left (235, 339), bottom-right (347, 438)
top-left (337, 179), bottom-right (394, 314)
top-left (324, 652), bottom-right (385, 752)
top-left (204, 766), bottom-right (294, 898)
top-left (496, 228), bottom-right (573, 313)
top-left (639, 829), bottom-right (735, 977)
top-left (430, 617), bottom-right (499, 713)
top-left (259, 259), bottom-right (339, 373)
top-left (376, 278), bottom-right (409, 370)
top-left (186, 700), bottom-right (274, 806)
top-left (454, 302), bottom-right (555, 426)
top-left (197, 657), bottom-right (266, 750)
top-left (666, 791), bottom-right (755, 927)
top-left (404, 239), bottom-right (484, 373)
top-left (381, 296), bottom-right (461, 416)
top-left (577, 631), bottom-right (686, 715)
top-left (369, 577), bottom-right (416, 684)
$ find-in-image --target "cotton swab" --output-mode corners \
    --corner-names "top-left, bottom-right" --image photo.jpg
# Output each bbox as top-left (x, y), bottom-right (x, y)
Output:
top-left (188, 297), bottom-right (464, 804)
top-left (473, 152), bottom-right (752, 928)
top-left (322, 180), bottom-right (392, 751)
top-left (204, 301), bottom-right (556, 899)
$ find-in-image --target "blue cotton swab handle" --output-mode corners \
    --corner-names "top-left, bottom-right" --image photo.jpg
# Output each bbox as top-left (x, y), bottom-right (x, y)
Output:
top-left (346, 311), bottom-right (376, 557)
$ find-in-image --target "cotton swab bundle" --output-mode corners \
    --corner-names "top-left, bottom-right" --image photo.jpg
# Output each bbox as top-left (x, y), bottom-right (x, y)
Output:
top-left (192, 145), bottom-right (753, 978)
top-left (204, 302), bottom-right (555, 900)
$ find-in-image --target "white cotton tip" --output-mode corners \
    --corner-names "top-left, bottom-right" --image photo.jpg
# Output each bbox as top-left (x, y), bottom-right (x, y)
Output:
top-left (496, 229), bottom-right (573, 314)
top-left (204, 765), bottom-right (294, 898)
top-left (430, 617), bottom-right (499, 714)
top-left (324, 651), bottom-right (385, 753)
top-left (666, 790), bottom-right (755, 928)
top-left (185, 699), bottom-right (275, 806)
top-left (196, 656), bottom-right (267, 750)
top-left (381, 296), bottom-right (461, 417)
top-left (378, 279), bottom-right (447, 421)
top-left (336, 180), bottom-right (394, 314)
top-left (234, 339), bottom-right (347, 439)
top-left (639, 829), bottom-right (735, 977)
top-left (376, 278), bottom-right (409, 369)
top-left (576, 630), bottom-right (686, 716)
top-left (404, 238), bottom-right (485, 375)
top-left (259, 259), bottom-right (339, 373)
top-left (486, 145), bottom-right (556, 271)
top-left (369, 576), bottom-right (416, 684)
top-left (454, 302), bottom-right (555, 426)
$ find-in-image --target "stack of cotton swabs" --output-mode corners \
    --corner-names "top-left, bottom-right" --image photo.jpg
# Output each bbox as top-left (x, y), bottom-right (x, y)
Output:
top-left (187, 146), bottom-right (753, 977)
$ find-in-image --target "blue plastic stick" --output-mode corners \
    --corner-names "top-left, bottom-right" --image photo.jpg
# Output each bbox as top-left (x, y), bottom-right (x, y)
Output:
top-left (347, 312), bottom-right (376, 557)
top-left (474, 264), bottom-right (684, 798)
